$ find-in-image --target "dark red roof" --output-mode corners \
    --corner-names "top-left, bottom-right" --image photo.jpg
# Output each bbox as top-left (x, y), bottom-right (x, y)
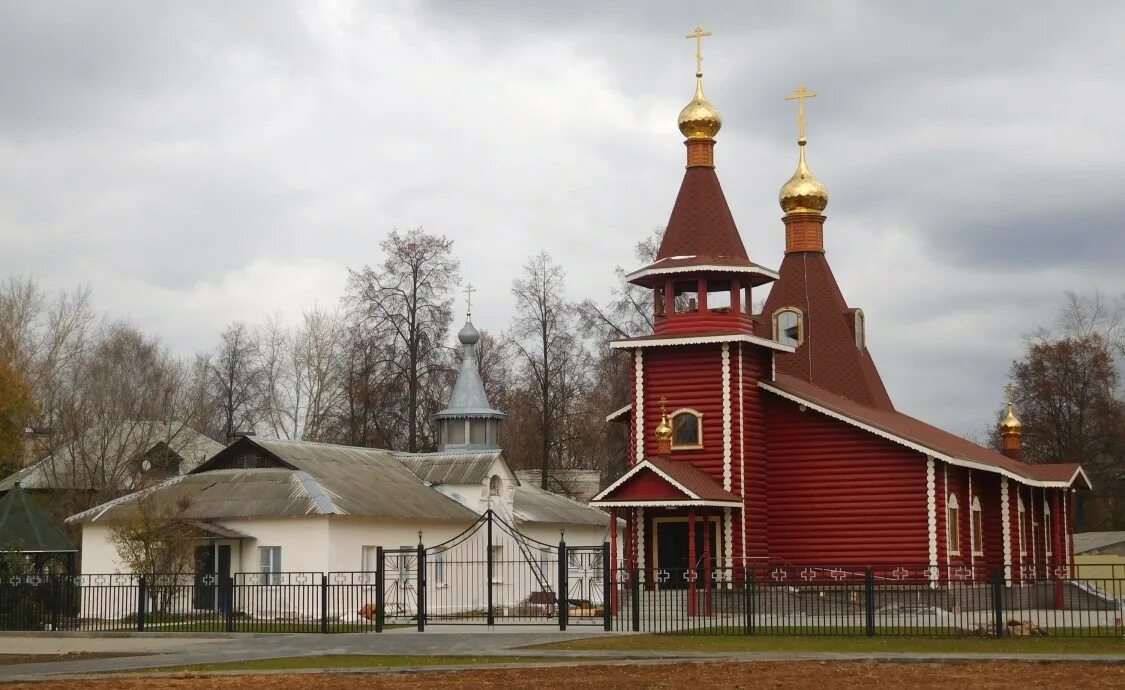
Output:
top-left (592, 455), bottom-right (743, 505)
top-left (764, 374), bottom-right (1090, 488)
top-left (656, 167), bottom-right (749, 263)
top-left (760, 250), bottom-right (894, 409)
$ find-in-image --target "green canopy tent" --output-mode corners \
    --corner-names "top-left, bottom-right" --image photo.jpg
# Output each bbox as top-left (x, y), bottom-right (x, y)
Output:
top-left (0, 483), bottom-right (77, 573)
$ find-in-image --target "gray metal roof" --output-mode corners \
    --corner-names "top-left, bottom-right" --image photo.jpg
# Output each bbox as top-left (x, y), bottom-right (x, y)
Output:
top-left (1073, 531), bottom-right (1125, 554)
top-left (433, 318), bottom-right (504, 420)
top-left (397, 451), bottom-right (503, 485)
top-left (0, 422), bottom-right (223, 492)
top-left (513, 484), bottom-right (610, 527)
top-left (70, 438), bottom-right (480, 524)
top-left (515, 470), bottom-right (602, 502)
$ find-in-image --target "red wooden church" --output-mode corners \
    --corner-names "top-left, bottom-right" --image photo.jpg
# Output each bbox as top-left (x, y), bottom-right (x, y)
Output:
top-left (590, 40), bottom-right (1090, 584)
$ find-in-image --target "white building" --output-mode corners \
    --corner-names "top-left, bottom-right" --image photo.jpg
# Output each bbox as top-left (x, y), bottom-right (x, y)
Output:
top-left (67, 314), bottom-right (617, 623)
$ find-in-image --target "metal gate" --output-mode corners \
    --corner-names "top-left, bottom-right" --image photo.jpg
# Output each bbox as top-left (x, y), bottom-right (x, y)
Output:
top-left (379, 510), bottom-right (609, 629)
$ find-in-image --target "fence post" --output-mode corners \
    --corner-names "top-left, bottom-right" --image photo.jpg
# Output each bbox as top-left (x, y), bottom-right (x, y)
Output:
top-left (602, 542), bottom-right (612, 632)
top-left (864, 567), bottom-right (876, 637)
top-left (991, 568), bottom-right (1005, 638)
top-left (557, 539), bottom-right (567, 631)
top-left (486, 511), bottom-right (495, 626)
top-left (631, 567), bottom-right (641, 632)
top-left (416, 542), bottom-right (426, 633)
top-left (225, 576), bottom-right (235, 633)
top-left (320, 574), bottom-right (329, 634)
top-left (375, 547), bottom-right (385, 633)
top-left (745, 568), bottom-right (755, 636)
top-left (136, 576), bottom-right (147, 633)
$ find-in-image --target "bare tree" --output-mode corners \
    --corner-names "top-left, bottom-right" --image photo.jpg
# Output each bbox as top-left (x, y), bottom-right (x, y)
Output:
top-left (574, 228), bottom-right (663, 341)
top-left (347, 228), bottom-right (459, 452)
top-left (207, 322), bottom-right (262, 443)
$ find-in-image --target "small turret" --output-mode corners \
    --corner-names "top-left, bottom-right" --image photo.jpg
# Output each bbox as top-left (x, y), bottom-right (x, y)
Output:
top-left (1000, 382), bottom-right (1022, 460)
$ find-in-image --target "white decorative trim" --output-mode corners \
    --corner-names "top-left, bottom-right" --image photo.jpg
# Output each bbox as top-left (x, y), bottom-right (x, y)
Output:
top-left (594, 499), bottom-right (744, 508)
top-left (721, 343), bottom-right (732, 492)
top-left (626, 262), bottom-right (780, 282)
top-left (1001, 478), bottom-right (1012, 583)
top-left (738, 344), bottom-right (746, 569)
top-left (612, 333), bottom-right (795, 353)
top-left (605, 404), bottom-right (631, 423)
top-left (591, 458), bottom-right (703, 502)
top-left (637, 507), bottom-right (645, 581)
top-left (723, 507), bottom-right (733, 571)
top-left (634, 350), bottom-right (644, 464)
top-left (758, 382), bottom-right (1088, 489)
top-left (1062, 492), bottom-right (1070, 573)
top-left (926, 457), bottom-right (938, 582)
top-left (943, 464), bottom-right (950, 568)
top-left (968, 470), bottom-right (975, 570)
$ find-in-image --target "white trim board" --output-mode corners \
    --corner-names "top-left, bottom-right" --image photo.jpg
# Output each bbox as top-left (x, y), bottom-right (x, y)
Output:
top-left (612, 333), bottom-right (795, 353)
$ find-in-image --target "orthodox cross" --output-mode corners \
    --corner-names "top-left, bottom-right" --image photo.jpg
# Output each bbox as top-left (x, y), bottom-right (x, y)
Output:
top-left (786, 84), bottom-right (817, 141)
top-left (659, 395), bottom-right (669, 416)
top-left (686, 26), bottom-right (711, 76)
top-left (1005, 381), bottom-right (1016, 405)
top-left (463, 283), bottom-right (476, 317)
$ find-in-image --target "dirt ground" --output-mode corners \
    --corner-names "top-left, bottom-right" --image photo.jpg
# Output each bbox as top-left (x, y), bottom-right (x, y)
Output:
top-left (4, 660), bottom-right (1125, 689)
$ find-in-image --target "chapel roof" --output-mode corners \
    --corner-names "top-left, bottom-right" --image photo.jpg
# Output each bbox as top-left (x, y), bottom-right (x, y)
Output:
top-left (434, 316), bottom-right (504, 420)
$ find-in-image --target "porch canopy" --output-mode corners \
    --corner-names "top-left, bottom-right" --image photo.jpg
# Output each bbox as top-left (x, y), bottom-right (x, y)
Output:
top-left (590, 456), bottom-right (742, 509)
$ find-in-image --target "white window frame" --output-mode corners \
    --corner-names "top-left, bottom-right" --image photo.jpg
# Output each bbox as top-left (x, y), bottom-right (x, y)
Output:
top-left (669, 408), bottom-right (704, 450)
top-left (433, 548), bottom-right (447, 588)
top-left (854, 309), bottom-right (866, 350)
top-left (1017, 496), bottom-right (1027, 557)
top-left (490, 544), bottom-right (504, 584)
top-left (970, 496), bottom-right (984, 556)
top-left (946, 493), bottom-right (961, 556)
top-left (258, 546), bottom-right (281, 585)
top-left (1043, 500), bottom-right (1053, 557)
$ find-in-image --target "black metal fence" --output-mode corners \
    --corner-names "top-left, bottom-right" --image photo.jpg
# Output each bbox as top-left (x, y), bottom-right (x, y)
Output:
top-left (608, 563), bottom-right (1125, 637)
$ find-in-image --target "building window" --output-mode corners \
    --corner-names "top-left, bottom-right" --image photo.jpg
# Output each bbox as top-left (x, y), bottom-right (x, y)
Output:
top-left (447, 420), bottom-right (466, 444)
top-left (772, 308), bottom-right (803, 347)
top-left (433, 549), bottom-right (446, 586)
top-left (854, 309), bottom-right (866, 350)
top-left (490, 545), bottom-right (504, 583)
top-left (361, 545), bottom-right (378, 574)
top-left (706, 280), bottom-right (732, 311)
top-left (258, 546), bottom-right (281, 585)
top-left (971, 496), bottom-right (984, 556)
top-left (489, 475), bottom-right (503, 496)
top-left (670, 408), bottom-right (703, 449)
top-left (1043, 501), bottom-right (1052, 556)
top-left (946, 494), bottom-right (960, 555)
top-left (1017, 496), bottom-right (1027, 557)
top-left (674, 281), bottom-right (699, 313)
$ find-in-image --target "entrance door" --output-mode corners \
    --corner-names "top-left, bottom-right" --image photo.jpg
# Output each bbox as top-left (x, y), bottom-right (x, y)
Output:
top-left (193, 545), bottom-right (216, 610)
top-left (654, 519), bottom-right (718, 588)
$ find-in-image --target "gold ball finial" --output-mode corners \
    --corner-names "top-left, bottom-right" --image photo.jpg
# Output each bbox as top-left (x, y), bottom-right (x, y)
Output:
top-left (655, 396), bottom-right (673, 443)
top-left (779, 86), bottom-right (829, 215)
top-left (1001, 382), bottom-right (1022, 434)
top-left (678, 26), bottom-right (721, 140)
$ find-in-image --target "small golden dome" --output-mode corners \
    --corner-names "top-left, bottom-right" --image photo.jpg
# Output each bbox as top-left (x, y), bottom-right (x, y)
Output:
top-left (779, 139), bottom-right (829, 214)
top-left (655, 412), bottom-right (673, 443)
top-left (678, 76), bottom-right (722, 139)
top-left (1000, 402), bottom-right (1022, 434)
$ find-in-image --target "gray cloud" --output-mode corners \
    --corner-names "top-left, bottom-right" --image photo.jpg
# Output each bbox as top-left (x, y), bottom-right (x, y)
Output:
top-left (2, 1), bottom-right (1124, 436)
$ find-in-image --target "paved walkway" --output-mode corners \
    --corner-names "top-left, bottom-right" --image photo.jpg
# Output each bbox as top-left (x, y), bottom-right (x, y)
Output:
top-left (1, 631), bottom-right (1124, 682)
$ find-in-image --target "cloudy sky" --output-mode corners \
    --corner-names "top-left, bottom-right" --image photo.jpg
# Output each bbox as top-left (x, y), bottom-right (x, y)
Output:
top-left (2, 1), bottom-right (1123, 437)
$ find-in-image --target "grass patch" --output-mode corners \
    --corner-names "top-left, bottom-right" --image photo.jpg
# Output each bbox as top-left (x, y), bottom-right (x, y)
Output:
top-left (139, 654), bottom-right (606, 673)
top-left (535, 634), bottom-right (1125, 654)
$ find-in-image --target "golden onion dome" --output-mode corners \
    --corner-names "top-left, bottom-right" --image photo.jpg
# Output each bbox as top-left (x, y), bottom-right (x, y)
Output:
top-left (678, 75), bottom-right (722, 139)
top-left (1000, 402), bottom-right (1022, 434)
top-left (779, 138), bottom-right (829, 214)
top-left (655, 412), bottom-right (673, 444)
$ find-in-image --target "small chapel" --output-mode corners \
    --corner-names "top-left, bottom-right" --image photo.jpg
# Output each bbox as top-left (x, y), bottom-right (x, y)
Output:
top-left (590, 29), bottom-right (1090, 582)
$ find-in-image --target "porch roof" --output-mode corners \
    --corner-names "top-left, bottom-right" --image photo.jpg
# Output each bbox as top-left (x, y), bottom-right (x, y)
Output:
top-left (590, 456), bottom-right (742, 508)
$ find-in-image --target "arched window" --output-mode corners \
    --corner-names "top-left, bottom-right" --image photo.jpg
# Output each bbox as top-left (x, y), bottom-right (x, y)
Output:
top-left (971, 496), bottom-right (984, 556)
top-left (854, 309), bottom-right (866, 350)
top-left (1043, 500), bottom-right (1052, 556)
top-left (670, 408), bottom-right (703, 450)
top-left (772, 308), bottom-right (803, 347)
top-left (1017, 495), bottom-right (1027, 557)
top-left (489, 475), bottom-right (503, 497)
top-left (946, 493), bottom-right (960, 556)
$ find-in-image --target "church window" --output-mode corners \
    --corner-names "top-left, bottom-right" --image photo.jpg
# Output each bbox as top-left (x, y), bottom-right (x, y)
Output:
top-left (447, 420), bottom-right (466, 445)
top-left (674, 281), bottom-right (699, 313)
top-left (1017, 496), bottom-right (1027, 557)
top-left (1043, 501), bottom-right (1052, 556)
top-left (855, 310), bottom-right (866, 350)
top-left (772, 308), bottom-right (803, 347)
top-left (361, 545), bottom-right (378, 574)
top-left (654, 286), bottom-right (666, 317)
top-left (258, 546), bottom-right (281, 585)
top-left (706, 280), bottom-right (732, 311)
top-left (670, 408), bottom-right (703, 449)
top-left (470, 420), bottom-right (487, 445)
top-left (489, 475), bottom-right (503, 496)
top-left (946, 494), bottom-right (960, 555)
top-left (971, 496), bottom-right (984, 556)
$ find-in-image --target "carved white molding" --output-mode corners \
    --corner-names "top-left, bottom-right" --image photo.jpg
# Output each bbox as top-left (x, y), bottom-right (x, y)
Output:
top-left (927, 457), bottom-right (938, 582)
top-left (1001, 478), bottom-right (1012, 583)
top-left (721, 343), bottom-right (732, 492)
top-left (634, 349), bottom-right (644, 464)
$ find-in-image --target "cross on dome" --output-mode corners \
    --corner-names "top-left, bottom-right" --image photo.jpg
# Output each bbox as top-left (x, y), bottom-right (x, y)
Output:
top-left (463, 283), bottom-right (476, 318)
top-left (785, 85), bottom-right (818, 142)
top-left (686, 25), bottom-right (711, 77)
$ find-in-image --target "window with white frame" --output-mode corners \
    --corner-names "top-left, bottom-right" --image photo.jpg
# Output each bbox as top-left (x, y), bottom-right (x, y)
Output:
top-left (361, 545), bottom-right (378, 573)
top-left (1017, 496), bottom-right (1027, 557)
top-left (671, 409), bottom-right (703, 449)
top-left (490, 544), bottom-right (504, 583)
top-left (433, 548), bottom-right (446, 587)
top-left (258, 546), bottom-right (281, 585)
top-left (854, 310), bottom-right (866, 350)
top-left (1043, 501), bottom-right (1053, 556)
top-left (970, 496), bottom-right (984, 556)
top-left (946, 493), bottom-right (960, 555)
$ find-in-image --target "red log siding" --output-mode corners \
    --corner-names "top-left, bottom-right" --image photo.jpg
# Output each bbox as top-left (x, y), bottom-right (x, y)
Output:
top-left (944, 467), bottom-right (972, 567)
top-left (974, 471), bottom-right (1003, 565)
top-left (764, 396), bottom-right (928, 565)
top-left (937, 463), bottom-right (948, 567)
top-left (609, 472), bottom-right (687, 501)
top-left (739, 346), bottom-right (770, 563)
